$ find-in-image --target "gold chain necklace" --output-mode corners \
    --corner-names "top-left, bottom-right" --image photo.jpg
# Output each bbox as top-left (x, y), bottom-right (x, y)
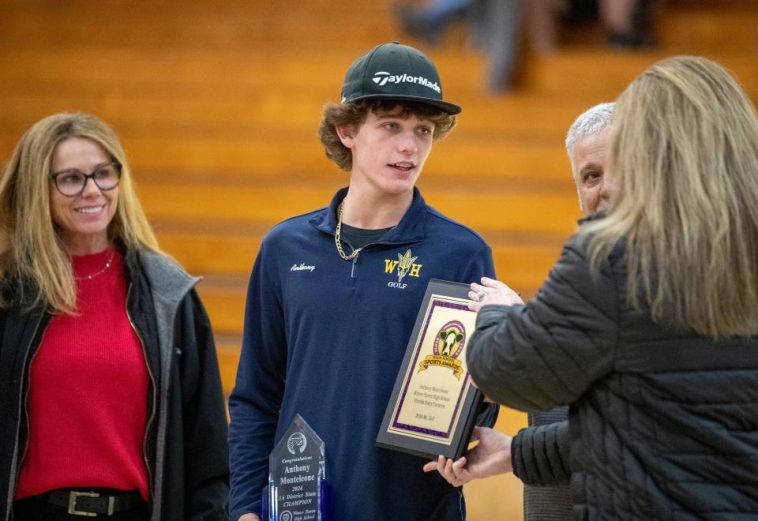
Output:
top-left (334, 201), bottom-right (364, 261)
top-left (74, 249), bottom-right (116, 281)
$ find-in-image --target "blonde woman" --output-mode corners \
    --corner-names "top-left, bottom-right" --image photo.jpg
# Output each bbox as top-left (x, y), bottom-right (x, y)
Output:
top-left (463, 56), bottom-right (758, 519)
top-left (0, 113), bottom-right (229, 521)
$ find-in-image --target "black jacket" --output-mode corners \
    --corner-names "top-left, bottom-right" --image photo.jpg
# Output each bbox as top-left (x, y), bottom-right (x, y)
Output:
top-left (518, 410), bottom-right (572, 521)
top-left (0, 249), bottom-right (229, 521)
top-left (468, 232), bottom-right (758, 520)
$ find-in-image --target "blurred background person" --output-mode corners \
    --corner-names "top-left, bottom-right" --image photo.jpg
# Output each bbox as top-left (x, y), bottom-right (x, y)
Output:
top-left (527, 0), bottom-right (656, 52)
top-left (0, 113), bottom-right (229, 521)
top-left (466, 55), bottom-right (758, 519)
top-left (395, 0), bottom-right (474, 46)
top-left (599, 0), bottom-right (655, 47)
top-left (424, 102), bottom-right (614, 521)
top-left (473, 0), bottom-right (524, 93)
top-left (396, 0), bottom-right (656, 92)
top-left (395, 0), bottom-right (524, 93)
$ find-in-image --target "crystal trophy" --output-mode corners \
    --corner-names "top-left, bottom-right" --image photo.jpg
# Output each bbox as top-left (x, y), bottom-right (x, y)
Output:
top-left (263, 414), bottom-right (326, 521)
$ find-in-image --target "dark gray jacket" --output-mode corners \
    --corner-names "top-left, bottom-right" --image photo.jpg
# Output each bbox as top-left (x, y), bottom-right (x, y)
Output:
top-left (468, 232), bottom-right (758, 520)
top-left (518, 410), bottom-right (572, 521)
top-left (0, 249), bottom-right (229, 521)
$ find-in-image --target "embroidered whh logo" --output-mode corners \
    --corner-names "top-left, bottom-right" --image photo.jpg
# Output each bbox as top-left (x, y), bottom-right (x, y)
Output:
top-left (395, 249), bottom-right (418, 283)
top-left (384, 249), bottom-right (422, 290)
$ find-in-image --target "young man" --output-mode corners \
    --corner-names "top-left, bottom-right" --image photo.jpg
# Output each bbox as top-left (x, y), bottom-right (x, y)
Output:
top-left (229, 42), bottom-right (497, 521)
top-left (425, 102), bottom-right (615, 521)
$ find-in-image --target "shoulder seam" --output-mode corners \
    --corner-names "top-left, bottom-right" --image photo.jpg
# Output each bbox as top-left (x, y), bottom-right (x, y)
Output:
top-left (423, 206), bottom-right (490, 244)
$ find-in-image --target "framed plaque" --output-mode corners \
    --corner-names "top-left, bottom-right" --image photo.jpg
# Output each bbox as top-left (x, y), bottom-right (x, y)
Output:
top-left (376, 279), bottom-right (483, 460)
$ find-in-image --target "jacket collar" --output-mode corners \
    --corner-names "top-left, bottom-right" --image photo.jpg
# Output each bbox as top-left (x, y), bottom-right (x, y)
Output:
top-left (310, 187), bottom-right (426, 245)
top-left (124, 248), bottom-right (199, 521)
top-left (578, 210), bottom-right (606, 225)
top-left (124, 248), bottom-right (199, 303)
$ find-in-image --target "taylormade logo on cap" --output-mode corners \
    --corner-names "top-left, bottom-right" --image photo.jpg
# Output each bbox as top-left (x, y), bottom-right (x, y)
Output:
top-left (340, 42), bottom-right (462, 114)
top-left (371, 71), bottom-right (442, 93)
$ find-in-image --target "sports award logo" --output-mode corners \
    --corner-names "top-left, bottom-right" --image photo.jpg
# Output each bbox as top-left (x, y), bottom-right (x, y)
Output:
top-left (418, 320), bottom-right (466, 379)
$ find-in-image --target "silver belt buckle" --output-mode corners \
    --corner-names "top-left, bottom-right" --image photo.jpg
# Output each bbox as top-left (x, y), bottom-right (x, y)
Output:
top-left (67, 491), bottom-right (98, 517)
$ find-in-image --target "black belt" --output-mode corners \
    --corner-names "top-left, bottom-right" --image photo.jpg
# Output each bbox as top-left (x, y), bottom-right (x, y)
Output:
top-left (37, 489), bottom-right (145, 517)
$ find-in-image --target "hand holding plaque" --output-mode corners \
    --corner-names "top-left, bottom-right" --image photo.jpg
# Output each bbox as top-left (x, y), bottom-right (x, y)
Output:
top-left (376, 279), bottom-right (485, 460)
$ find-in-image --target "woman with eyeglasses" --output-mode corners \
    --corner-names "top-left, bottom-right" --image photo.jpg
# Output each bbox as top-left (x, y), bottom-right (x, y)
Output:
top-left (0, 113), bottom-right (229, 521)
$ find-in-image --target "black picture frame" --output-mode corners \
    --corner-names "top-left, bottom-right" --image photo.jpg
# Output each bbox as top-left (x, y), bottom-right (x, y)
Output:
top-left (376, 279), bottom-right (484, 460)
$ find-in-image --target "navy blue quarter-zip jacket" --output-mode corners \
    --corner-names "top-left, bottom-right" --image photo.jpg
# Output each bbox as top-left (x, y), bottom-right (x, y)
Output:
top-left (229, 188), bottom-right (497, 521)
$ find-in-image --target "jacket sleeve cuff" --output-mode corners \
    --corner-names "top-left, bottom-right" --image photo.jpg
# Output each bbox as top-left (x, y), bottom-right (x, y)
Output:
top-left (231, 505), bottom-right (261, 521)
top-left (511, 421), bottom-right (572, 486)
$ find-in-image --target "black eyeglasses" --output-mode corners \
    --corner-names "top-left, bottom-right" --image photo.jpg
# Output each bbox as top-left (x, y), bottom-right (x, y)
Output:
top-left (50, 162), bottom-right (122, 197)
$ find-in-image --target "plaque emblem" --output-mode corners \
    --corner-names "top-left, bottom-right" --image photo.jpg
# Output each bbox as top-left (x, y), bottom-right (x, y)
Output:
top-left (418, 320), bottom-right (466, 379)
top-left (435, 321), bottom-right (465, 358)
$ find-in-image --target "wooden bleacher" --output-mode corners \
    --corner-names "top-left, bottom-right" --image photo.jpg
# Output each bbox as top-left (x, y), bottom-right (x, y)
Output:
top-left (1, 1), bottom-right (756, 518)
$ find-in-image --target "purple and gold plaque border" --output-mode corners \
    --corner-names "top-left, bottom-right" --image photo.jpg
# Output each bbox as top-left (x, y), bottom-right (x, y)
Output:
top-left (390, 296), bottom-right (472, 440)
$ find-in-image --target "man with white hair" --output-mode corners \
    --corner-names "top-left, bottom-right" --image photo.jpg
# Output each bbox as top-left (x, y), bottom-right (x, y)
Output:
top-left (566, 102), bottom-right (614, 216)
top-left (425, 102), bottom-right (614, 521)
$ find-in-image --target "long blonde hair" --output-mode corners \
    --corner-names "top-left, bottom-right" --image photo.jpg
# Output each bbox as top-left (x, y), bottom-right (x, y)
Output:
top-left (585, 56), bottom-right (758, 338)
top-left (0, 112), bottom-right (160, 313)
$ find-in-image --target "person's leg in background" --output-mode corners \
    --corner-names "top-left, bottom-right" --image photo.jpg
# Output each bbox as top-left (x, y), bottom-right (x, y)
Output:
top-left (524, 0), bottom-right (562, 56)
top-left (395, 0), bottom-right (473, 46)
top-left (480, 0), bottom-right (524, 94)
top-left (600, 0), bottom-right (655, 47)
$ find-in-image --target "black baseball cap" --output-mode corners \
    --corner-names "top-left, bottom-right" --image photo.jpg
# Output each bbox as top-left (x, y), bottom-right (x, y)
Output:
top-left (340, 42), bottom-right (462, 115)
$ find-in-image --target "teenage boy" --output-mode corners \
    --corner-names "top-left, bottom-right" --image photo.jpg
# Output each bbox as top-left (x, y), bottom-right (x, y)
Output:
top-left (229, 42), bottom-right (497, 521)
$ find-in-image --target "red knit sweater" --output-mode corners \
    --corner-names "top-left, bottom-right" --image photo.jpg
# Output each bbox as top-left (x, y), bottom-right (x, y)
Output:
top-left (16, 248), bottom-right (150, 500)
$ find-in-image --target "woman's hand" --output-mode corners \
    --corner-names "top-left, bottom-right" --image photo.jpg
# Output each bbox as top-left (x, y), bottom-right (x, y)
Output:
top-left (422, 427), bottom-right (513, 487)
top-left (468, 277), bottom-right (524, 312)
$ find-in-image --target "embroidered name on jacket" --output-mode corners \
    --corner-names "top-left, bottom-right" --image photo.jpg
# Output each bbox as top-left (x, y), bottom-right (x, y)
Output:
top-left (290, 263), bottom-right (315, 272)
top-left (384, 249), bottom-right (422, 289)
